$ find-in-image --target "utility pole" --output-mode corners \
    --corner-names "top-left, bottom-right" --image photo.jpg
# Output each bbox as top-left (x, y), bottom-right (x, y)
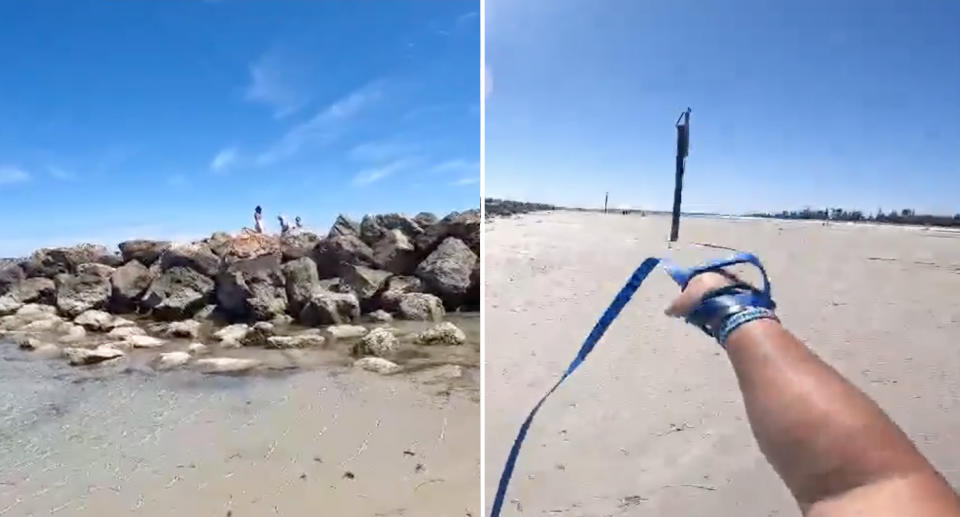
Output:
top-left (670, 108), bottom-right (691, 242)
top-left (604, 192), bottom-right (609, 213)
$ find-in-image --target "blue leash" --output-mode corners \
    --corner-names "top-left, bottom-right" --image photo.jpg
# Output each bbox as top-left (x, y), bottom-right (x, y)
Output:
top-left (489, 252), bottom-right (772, 517)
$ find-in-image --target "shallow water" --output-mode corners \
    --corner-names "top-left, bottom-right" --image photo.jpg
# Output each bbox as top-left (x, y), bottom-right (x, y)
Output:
top-left (0, 314), bottom-right (479, 516)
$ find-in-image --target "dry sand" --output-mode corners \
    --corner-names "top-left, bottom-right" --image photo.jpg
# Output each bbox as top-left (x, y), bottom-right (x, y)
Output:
top-left (0, 317), bottom-right (480, 517)
top-left (484, 211), bottom-right (960, 516)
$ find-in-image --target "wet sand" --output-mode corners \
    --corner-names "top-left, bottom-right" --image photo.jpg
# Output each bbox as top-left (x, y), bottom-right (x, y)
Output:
top-left (0, 315), bottom-right (479, 517)
top-left (485, 211), bottom-right (960, 515)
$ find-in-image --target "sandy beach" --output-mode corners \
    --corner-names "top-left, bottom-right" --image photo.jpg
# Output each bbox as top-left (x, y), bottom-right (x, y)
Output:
top-left (0, 315), bottom-right (479, 517)
top-left (484, 211), bottom-right (960, 515)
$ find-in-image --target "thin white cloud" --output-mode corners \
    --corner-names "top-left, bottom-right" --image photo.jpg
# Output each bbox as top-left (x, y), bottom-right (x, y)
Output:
top-left (349, 140), bottom-right (415, 162)
top-left (48, 165), bottom-right (76, 181)
top-left (456, 11), bottom-right (479, 27)
top-left (210, 147), bottom-right (238, 172)
top-left (244, 49), bottom-right (310, 118)
top-left (352, 158), bottom-right (415, 187)
top-left (429, 159), bottom-right (479, 175)
top-left (0, 166), bottom-right (30, 186)
top-left (453, 176), bottom-right (479, 186)
top-left (256, 82), bottom-right (384, 165)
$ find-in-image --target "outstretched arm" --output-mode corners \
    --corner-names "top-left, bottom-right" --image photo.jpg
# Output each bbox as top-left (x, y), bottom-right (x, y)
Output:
top-left (667, 272), bottom-right (960, 516)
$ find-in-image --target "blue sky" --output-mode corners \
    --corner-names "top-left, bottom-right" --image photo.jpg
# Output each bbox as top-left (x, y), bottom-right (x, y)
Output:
top-left (0, 0), bottom-right (479, 257)
top-left (486, 0), bottom-right (960, 215)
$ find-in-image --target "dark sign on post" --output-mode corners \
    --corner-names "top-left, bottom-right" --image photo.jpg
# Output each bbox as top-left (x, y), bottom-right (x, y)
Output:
top-left (670, 108), bottom-right (691, 242)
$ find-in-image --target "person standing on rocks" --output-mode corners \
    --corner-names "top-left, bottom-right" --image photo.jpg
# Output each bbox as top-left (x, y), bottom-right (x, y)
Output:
top-left (666, 269), bottom-right (960, 516)
top-left (295, 216), bottom-right (303, 229)
top-left (278, 215), bottom-right (290, 234)
top-left (254, 205), bottom-right (264, 233)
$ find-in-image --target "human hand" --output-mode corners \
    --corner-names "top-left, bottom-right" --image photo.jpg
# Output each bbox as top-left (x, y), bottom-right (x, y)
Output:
top-left (664, 270), bottom-right (740, 318)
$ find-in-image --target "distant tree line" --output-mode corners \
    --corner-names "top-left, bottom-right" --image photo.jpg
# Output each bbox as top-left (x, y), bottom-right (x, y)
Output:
top-left (746, 207), bottom-right (960, 228)
top-left (485, 198), bottom-right (558, 217)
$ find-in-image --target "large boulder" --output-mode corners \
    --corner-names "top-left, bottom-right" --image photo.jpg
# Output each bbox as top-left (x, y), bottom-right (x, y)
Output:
top-left (379, 275), bottom-right (425, 312)
top-left (353, 327), bottom-right (398, 357)
top-left (413, 212), bottom-right (438, 228)
top-left (140, 266), bottom-right (215, 321)
top-left (415, 210), bottom-right (480, 256)
top-left (339, 264), bottom-right (391, 308)
top-left (281, 257), bottom-right (321, 315)
top-left (216, 253), bottom-right (287, 321)
top-left (111, 260), bottom-right (154, 311)
top-left (414, 237), bottom-right (477, 308)
top-left (298, 290), bottom-right (360, 326)
top-left (376, 213), bottom-right (424, 238)
top-left (373, 229), bottom-right (418, 274)
top-left (312, 235), bottom-right (375, 279)
top-left (280, 231), bottom-right (322, 261)
top-left (74, 309), bottom-right (117, 331)
top-left (203, 232), bottom-right (233, 257)
top-left (328, 214), bottom-right (361, 238)
top-left (24, 244), bottom-right (120, 278)
top-left (215, 232), bottom-right (281, 264)
top-left (397, 292), bottom-right (445, 321)
top-left (118, 240), bottom-right (171, 266)
top-left (55, 263), bottom-right (114, 317)
top-left (359, 215), bottom-right (388, 246)
top-left (0, 262), bottom-right (25, 295)
top-left (159, 243), bottom-right (220, 277)
top-left (0, 277), bottom-right (56, 314)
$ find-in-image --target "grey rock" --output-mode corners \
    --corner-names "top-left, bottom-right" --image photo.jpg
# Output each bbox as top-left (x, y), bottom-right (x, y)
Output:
top-left (413, 212), bottom-right (438, 228)
top-left (313, 235), bottom-right (375, 279)
top-left (111, 260), bottom-right (153, 311)
top-left (373, 229), bottom-right (417, 274)
top-left (58, 323), bottom-right (88, 344)
top-left (118, 240), bottom-right (171, 266)
top-left (367, 310), bottom-right (393, 323)
top-left (155, 351), bottom-right (191, 370)
top-left (240, 321), bottom-right (275, 347)
top-left (23, 244), bottom-right (119, 278)
top-left (378, 275), bottom-right (425, 312)
top-left (328, 214), bottom-right (361, 238)
top-left (140, 266), bottom-right (215, 321)
top-left (339, 264), bottom-right (391, 307)
top-left (298, 290), bottom-right (360, 326)
top-left (187, 342), bottom-right (209, 355)
top-left (281, 257), bottom-right (320, 315)
top-left (397, 293), bottom-right (445, 321)
top-left (107, 325), bottom-right (146, 339)
top-left (125, 335), bottom-right (166, 349)
top-left (266, 333), bottom-right (326, 349)
top-left (0, 262), bottom-right (25, 295)
top-left (359, 215), bottom-right (388, 246)
top-left (216, 253), bottom-right (287, 321)
top-left (64, 345), bottom-right (124, 366)
top-left (0, 295), bottom-right (22, 316)
top-left (163, 319), bottom-right (201, 338)
top-left (353, 327), bottom-right (398, 357)
top-left (354, 356), bottom-right (400, 375)
top-left (194, 357), bottom-right (260, 374)
top-left (74, 309), bottom-right (116, 331)
top-left (415, 210), bottom-right (480, 256)
top-left (55, 263), bottom-right (114, 317)
top-left (159, 242), bottom-right (220, 277)
top-left (415, 237), bottom-right (477, 308)
top-left (376, 213), bottom-right (424, 238)
top-left (326, 324), bottom-right (368, 340)
top-left (213, 323), bottom-right (249, 347)
top-left (280, 231), bottom-right (322, 261)
top-left (415, 322), bottom-right (467, 346)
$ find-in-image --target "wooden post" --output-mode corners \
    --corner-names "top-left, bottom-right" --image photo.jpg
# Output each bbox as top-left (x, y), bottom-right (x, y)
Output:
top-left (670, 108), bottom-right (691, 242)
top-left (604, 192), bottom-right (608, 213)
